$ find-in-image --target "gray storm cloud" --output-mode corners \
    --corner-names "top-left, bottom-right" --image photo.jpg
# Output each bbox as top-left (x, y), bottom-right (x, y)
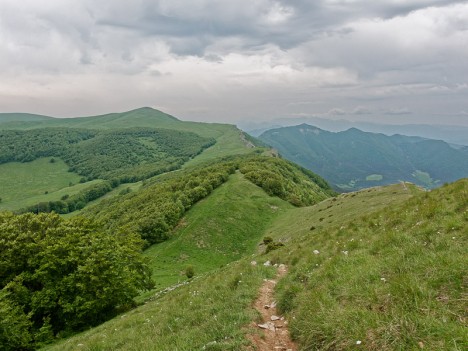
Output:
top-left (0, 0), bottom-right (467, 125)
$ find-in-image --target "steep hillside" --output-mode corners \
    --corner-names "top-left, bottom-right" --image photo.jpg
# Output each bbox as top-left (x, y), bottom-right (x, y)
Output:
top-left (0, 128), bottom-right (214, 181)
top-left (142, 172), bottom-right (292, 292)
top-left (79, 156), bottom-right (333, 247)
top-left (267, 179), bottom-right (467, 350)
top-left (259, 124), bottom-right (468, 190)
top-left (3, 108), bottom-right (464, 351)
top-left (242, 118), bottom-right (468, 146)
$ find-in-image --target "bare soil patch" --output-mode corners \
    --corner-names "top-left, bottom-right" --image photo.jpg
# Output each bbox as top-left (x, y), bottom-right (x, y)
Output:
top-left (247, 264), bottom-right (297, 351)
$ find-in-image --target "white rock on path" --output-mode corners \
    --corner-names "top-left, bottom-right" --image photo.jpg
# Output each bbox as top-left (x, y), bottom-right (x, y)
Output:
top-left (257, 322), bottom-right (276, 331)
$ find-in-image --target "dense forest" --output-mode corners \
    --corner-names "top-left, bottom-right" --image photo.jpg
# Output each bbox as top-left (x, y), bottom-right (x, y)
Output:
top-left (0, 128), bottom-right (215, 182)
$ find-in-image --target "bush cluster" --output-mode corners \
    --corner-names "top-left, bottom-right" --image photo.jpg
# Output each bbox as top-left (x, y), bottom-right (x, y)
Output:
top-left (0, 212), bottom-right (153, 350)
top-left (239, 156), bottom-right (335, 206)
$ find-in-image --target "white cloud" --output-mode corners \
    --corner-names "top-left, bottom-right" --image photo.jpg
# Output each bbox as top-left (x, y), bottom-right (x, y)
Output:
top-left (328, 108), bottom-right (346, 115)
top-left (385, 107), bottom-right (412, 115)
top-left (0, 0), bottom-right (466, 125)
top-left (352, 106), bottom-right (372, 115)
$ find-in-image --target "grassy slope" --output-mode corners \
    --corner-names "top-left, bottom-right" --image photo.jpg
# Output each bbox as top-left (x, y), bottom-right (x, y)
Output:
top-left (60, 181), bottom-right (143, 219)
top-left (263, 182), bottom-right (420, 243)
top-left (0, 107), bottom-right (242, 150)
top-left (58, 126), bottom-right (253, 215)
top-left (44, 172), bottom-right (292, 351)
top-left (142, 172), bottom-right (292, 294)
top-left (45, 260), bottom-right (275, 351)
top-left (0, 108), bottom-right (250, 160)
top-left (42, 179), bottom-right (424, 351)
top-left (0, 157), bottom-right (102, 211)
top-left (268, 179), bottom-right (467, 350)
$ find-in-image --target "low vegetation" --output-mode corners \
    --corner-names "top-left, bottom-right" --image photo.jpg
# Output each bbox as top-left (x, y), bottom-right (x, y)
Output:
top-left (20, 169), bottom-right (463, 351)
top-left (43, 261), bottom-right (275, 351)
top-left (74, 156), bottom-right (331, 248)
top-left (0, 158), bottom-right (83, 211)
top-left (84, 161), bottom-right (237, 247)
top-left (270, 179), bottom-right (467, 350)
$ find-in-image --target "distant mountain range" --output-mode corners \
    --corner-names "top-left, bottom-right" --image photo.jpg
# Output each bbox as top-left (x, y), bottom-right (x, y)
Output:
top-left (259, 124), bottom-right (468, 191)
top-left (241, 117), bottom-right (468, 146)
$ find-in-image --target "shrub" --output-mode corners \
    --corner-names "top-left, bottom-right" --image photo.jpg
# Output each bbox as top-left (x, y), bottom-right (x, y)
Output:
top-left (263, 236), bottom-right (274, 245)
top-left (185, 265), bottom-right (195, 279)
top-left (266, 241), bottom-right (285, 253)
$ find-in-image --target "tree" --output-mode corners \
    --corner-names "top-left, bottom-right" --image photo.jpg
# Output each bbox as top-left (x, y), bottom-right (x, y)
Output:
top-left (0, 212), bottom-right (154, 347)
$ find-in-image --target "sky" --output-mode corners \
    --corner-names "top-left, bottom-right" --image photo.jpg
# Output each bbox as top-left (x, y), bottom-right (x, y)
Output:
top-left (0, 0), bottom-right (467, 126)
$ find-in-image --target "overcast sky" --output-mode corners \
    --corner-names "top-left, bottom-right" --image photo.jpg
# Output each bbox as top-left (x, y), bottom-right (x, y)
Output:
top-left (1, 0), bottom-right (467, 125)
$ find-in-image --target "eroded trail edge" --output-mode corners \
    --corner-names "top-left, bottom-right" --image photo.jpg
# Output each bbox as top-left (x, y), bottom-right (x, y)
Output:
top-left (248, 264), bottom-right (297, 351)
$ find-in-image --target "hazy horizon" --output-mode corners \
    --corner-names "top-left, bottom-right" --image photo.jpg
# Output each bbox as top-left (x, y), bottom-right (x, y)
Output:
top-left (1, 1), bottom-right (467, 126)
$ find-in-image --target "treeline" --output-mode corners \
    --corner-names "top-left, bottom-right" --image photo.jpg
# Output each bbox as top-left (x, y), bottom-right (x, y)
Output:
top-left (19, 181), bottom-right (115, 214)
top-left (0, 128), bottom-right (95, 163)
top-left (0, 212), bottom-right (153, 350)
top-left (85, 161), bottom-right (237, 246)
top-left (0, 127), bottom-right (215, 182)
top-left (239, 156), bottom-right (335, 206)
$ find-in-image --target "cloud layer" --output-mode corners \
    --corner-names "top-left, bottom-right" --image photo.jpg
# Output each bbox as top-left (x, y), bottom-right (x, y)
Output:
top-left (0, 0), bottom-right (467, 125)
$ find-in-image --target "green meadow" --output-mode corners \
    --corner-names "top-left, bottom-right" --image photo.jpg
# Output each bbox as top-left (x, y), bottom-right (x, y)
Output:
top-left (141, 172), bottom-right (292, 294)
top-left (0, 157), bottom-right (102, 211)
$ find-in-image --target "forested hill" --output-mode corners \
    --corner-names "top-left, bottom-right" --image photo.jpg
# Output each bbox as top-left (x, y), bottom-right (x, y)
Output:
top-left (0, 107), bottom-right (260, 213)
top-left (259, 124), bottom-right (468, 191)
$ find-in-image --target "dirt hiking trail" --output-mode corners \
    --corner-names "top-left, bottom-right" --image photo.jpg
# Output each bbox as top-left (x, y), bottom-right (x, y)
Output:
top-left (247, 264), bottom-right (297, 351)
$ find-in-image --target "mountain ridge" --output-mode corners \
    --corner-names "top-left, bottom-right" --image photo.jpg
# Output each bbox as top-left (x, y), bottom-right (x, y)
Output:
top-left (259, 123), bottom-right (468, 190)
top-left (242, 118), bottom-right (468, 146)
